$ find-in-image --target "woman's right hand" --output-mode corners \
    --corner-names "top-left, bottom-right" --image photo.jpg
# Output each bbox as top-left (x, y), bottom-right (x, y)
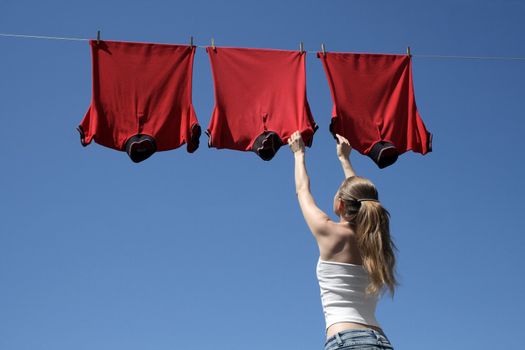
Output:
top-left (288, 131), bottom-right (306, 155)
top-left (336, 134), bottom-right (352, 159)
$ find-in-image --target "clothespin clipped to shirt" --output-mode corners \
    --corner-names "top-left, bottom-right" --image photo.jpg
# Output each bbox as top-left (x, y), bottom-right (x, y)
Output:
top-left (96, 30), bottom-right (101, 45)
top-left (211, 37), bottom-right (216, 51)
top-left (321, 43), bottom-right (327, 56)
top-left (406, 46), bottom-right (411, 57)
top-left (300, 41), bottom-right (305, 54)
top-left (190, 36), bottom-right (194, 48)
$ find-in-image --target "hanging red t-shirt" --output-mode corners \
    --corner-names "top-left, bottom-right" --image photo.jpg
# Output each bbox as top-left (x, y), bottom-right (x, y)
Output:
top-left (318, 52), bottom-right (432, 168)
top-left (78, 40), bottom-right (201, 162)
top-left (206, 47), bottom-right (317, 161)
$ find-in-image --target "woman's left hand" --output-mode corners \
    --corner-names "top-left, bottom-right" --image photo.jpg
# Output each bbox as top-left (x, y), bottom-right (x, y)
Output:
top-left (335, 134), bottom-right (352, 159)
top-left (288, 131), bottom-right (305, 154)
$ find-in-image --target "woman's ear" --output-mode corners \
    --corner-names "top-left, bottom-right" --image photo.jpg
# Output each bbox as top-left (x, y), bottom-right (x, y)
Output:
top-left (334, 197), bottom-right (344, 216)
top-left (338, 199), bottom-right (345, 216)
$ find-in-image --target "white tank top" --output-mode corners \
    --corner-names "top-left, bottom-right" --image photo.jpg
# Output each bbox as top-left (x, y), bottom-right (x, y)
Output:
top-left (316, 258), bottom-right (380, 330)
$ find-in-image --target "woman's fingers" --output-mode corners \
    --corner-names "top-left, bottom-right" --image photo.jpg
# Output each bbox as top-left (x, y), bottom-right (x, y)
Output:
top-left (336, 134), bottom-right (349, 145)
top-left (289, 131), bottom-right (301, 143)
top-left (288, 131), bottom-right (298, 144)
top-left (288, 131), bottom-right (305, 153)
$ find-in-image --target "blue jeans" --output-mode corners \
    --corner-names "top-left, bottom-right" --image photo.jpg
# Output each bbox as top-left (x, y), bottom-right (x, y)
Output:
top-left (324, 329), bottom-right (394, 350)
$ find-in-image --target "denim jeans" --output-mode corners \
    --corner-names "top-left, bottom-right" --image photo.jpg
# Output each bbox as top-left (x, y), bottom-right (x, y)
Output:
top-left (324, 329), bottom-right (394, 350)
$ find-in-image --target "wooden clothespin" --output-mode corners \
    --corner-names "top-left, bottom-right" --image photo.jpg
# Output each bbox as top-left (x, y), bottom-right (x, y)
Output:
top-left (211, 37), bottom-right (215, 51)
top-left (97, 30), bottom-right (101, 45)
top-left (406, 46), bottom-right (411, 56)
top-left (300, 41), bottom-right (305, 54)
top-left (321, 43), bottom-right (326, 56)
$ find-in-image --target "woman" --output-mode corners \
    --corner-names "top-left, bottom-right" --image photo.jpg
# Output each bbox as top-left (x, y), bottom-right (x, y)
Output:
top-left (288, 131), bottom-right (397, 350)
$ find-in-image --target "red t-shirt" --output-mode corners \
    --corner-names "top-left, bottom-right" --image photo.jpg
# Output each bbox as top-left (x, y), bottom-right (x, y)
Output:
top-left (319, 52), bottom-right (432, 168)
top-left (78, 40), bottom-right (200, 162)
top-left (206, 47), bottom-right (317, 160)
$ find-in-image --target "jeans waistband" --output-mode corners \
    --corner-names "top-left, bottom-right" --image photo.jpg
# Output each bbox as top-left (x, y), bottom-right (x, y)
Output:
top-left (325, 328), bottom-right (393, 349)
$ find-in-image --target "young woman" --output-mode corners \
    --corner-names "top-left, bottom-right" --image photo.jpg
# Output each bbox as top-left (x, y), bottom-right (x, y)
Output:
top-left (288, 131), bottom-right (397, 350)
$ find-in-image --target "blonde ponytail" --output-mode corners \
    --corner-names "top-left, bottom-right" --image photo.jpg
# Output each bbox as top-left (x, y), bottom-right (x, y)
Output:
top-left (355, 201), bottom-right (397, 295)
top-left (337, 176), bottom-right (398, 296)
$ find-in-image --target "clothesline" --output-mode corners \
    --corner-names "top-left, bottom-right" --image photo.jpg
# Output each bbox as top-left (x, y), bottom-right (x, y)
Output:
top-left (2, 32), bottom-right (525, 61)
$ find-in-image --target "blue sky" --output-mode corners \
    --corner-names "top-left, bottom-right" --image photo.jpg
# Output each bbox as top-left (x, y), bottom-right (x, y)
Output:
top-left (1, 1), bottom-right (524, 349)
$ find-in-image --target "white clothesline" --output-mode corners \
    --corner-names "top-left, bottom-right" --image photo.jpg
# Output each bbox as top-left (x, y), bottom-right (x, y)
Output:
top-left (2, 33), bottom-right (525, 61)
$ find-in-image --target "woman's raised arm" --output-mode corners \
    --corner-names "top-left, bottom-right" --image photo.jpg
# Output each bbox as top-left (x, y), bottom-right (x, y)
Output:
top-left (335, 134), bottom-right (356, 179)
top-left (288, 131), bottom-right (332, 238)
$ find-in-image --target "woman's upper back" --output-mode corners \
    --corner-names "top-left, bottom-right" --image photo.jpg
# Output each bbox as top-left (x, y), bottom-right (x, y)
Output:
top-left (317, 220), bottom-right (363, 265)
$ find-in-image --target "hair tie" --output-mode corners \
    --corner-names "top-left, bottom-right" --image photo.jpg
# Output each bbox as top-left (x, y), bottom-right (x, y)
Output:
top-left (357, 198), bottom-right (379, 203)
top-left (339, 191), bottom-right (379, 204)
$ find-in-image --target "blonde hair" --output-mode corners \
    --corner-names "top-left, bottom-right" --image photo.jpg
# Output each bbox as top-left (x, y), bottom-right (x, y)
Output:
top-left (337, 176), bottom-right (398, 296)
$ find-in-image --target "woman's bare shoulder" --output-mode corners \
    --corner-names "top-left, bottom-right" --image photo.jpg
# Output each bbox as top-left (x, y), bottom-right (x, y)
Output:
top-left (316, 222), bottom-right (360, 258)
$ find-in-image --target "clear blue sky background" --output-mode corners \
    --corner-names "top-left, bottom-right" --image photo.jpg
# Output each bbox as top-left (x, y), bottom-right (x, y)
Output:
top-left (1, 1), bottom-right (524, 349)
